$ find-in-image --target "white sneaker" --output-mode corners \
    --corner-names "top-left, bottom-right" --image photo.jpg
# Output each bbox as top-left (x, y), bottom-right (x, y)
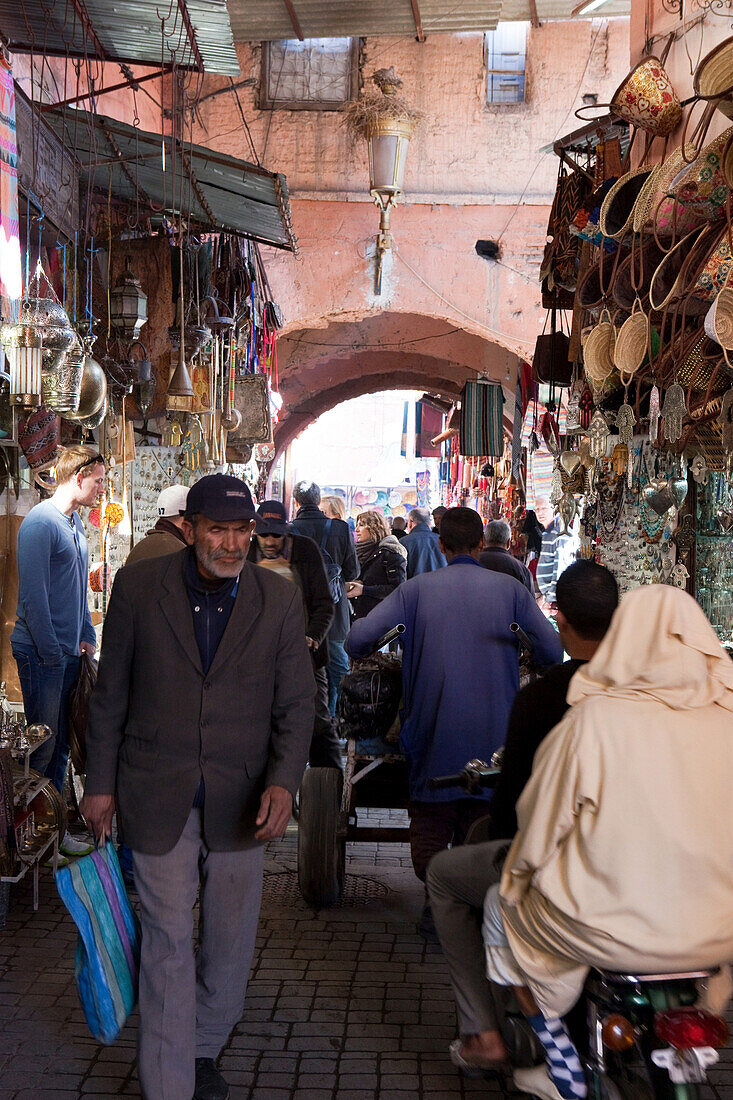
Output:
top-left (514, 1066), bottom-right (566, 1100)
top-left (60, 832), bottom-right (94, 857)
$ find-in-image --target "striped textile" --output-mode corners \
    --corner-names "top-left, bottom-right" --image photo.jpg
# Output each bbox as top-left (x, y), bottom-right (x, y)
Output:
top-left (55, 844), bottom-right (141, 1044)
top-left (459, 382), bottom-right (504, 457)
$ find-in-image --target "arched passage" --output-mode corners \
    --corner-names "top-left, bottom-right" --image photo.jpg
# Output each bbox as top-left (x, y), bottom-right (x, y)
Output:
top-left (274, 310), bottom-right (518, 457)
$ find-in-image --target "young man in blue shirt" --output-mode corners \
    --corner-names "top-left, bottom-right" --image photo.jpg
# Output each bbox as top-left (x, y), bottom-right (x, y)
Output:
top-left (11, 444), bottom-right (105, 858)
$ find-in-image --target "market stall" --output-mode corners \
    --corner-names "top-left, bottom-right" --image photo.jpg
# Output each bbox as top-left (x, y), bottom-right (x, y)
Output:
top-left (526, 36), bottom-right (733, 650)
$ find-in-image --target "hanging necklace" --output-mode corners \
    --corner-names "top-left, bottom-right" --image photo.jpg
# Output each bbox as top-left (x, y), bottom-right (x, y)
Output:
top-left (596, 461), bottom-right (625, 538)
top-left (638, 449), bottom-right (666, 543)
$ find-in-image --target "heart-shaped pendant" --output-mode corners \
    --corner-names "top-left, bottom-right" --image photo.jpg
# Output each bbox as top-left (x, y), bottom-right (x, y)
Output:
top-left (643, 478), bottom-right (675, 515)
top-left (559, 450), bottom-right (582, 476)
top-left (670, 476), bottom-right (688, 510)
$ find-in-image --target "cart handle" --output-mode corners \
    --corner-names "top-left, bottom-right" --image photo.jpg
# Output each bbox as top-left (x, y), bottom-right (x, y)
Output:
top-left (365, 623), bottom-right (405, 657)
top-left (510, 621), bottom-right (533, 654)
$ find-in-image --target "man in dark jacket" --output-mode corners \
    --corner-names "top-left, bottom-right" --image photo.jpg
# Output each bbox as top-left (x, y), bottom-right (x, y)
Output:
top-left (479, 519), bottom-right (534, 594)
top-left (289, 481), bottom-right (358, 716)
top-left (81, 474), bottom-right (314, 1100)
top-left (125, 484), bottom-right (189, 566)
top-left (403, 508), bottom-right (446, 578)
top-left (426, 561), bottom-right (618, 1074)
top-left (248, 500), bottom-right (341, 769)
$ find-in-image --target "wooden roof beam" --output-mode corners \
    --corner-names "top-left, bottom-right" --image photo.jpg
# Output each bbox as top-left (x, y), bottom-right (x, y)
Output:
top-left (282, 0), bottom-right (305, 41)
top-left (410, 0), bottom-right (426, 41)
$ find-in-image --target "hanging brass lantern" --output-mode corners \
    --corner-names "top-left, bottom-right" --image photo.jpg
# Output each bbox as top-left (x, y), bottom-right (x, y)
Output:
top-left (109, 256), bottom-right (148, 341)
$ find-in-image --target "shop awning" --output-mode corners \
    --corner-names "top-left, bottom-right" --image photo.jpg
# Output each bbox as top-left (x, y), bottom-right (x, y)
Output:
top-left (44, 109), bottom-right (297, 251)
top-left (0, 0), bottom-right (240, 75)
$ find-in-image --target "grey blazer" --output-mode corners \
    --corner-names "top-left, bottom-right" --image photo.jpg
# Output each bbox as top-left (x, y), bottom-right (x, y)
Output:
top-left (84, 550), bottom-right (315, 855)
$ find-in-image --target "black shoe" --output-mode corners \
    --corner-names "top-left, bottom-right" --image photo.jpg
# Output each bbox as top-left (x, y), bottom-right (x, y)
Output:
top-left (194, 1058), bottom-right (229, 1100)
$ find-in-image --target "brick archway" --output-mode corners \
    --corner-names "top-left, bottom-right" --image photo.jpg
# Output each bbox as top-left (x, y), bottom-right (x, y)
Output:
top-left (273, 310), bottom-right (517, 458)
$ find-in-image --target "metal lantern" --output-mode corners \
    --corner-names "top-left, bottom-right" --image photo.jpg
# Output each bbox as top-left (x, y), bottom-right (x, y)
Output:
top-left (109, 256), bottom-right (148, 341)
top-left (1, 262), bottom-right (77, 407)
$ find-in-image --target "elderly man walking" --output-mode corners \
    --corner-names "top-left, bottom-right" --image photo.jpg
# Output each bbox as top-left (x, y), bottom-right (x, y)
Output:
top-left (81, 474), bottom-right (314, 1100)
top-left (402, 507), bottom-right (446, 578)
top-left (479, 520), bottom-right (534, 593)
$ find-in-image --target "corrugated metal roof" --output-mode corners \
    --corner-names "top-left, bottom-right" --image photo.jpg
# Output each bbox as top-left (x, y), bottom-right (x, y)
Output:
top-left (44, 109), bottom-right (296, 250)
top-left (502, 0), bottom-right (629, 18)
top-left (227, 0), bottom-right (503, 41)
top-left (225, 0), bottom-right (628, 41)
top-left (0, 0), bottom-right (241, 75)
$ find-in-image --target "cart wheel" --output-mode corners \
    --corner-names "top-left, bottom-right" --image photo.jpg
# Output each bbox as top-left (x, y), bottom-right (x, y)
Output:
top-left (297, 767), bottom-right (345, 908)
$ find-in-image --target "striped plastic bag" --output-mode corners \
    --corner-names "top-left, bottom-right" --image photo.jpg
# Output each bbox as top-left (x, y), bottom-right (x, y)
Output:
top-left (55, 843), bottom-right (141, 1043)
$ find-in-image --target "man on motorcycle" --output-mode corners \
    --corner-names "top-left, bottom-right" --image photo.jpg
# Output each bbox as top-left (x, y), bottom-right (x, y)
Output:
top-left (483, 585), bottom-right (733, 1100)
top-left (427, 561), bottom-right (618, 1076)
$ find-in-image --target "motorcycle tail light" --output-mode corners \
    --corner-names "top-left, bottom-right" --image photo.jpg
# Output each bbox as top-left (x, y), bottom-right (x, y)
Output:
top-left (602, 1014), bottom-right (636, 1051)
top-left (654, 1008), bottom-right (729, 1050)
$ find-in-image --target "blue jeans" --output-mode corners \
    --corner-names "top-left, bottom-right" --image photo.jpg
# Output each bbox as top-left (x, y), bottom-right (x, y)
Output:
top-left (326, 638), bottom-right (350, 717)
top-left (11, 644), bottom-right (80, 793)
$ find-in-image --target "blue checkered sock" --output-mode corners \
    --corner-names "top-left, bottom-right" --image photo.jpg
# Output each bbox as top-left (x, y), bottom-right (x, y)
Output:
top-left (527, 1013), bottom-right (587, 1099)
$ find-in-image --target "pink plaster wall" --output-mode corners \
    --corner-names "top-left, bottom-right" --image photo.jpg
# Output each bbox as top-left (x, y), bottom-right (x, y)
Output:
top-left (197, 22), bottom-right (629, 202)
top-left (191, 22), bottom-right (630, 455)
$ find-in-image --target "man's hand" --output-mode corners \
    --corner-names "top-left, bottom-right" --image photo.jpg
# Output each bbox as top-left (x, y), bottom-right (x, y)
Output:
top-left (255, 785), bottom-right (293, 840)
top-left (80, 641), bottom-right (97, 657)
top-left (346, 581), bottom-right (363, 598)
top-left (305, 636), bottom-right (318, 652)
top-left (79, 793), bottom-right (115, 845)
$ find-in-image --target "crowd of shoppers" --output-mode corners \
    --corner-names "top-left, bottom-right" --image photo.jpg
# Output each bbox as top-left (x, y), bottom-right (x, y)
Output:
top-left (12, 460), bottom-right (732, 1100)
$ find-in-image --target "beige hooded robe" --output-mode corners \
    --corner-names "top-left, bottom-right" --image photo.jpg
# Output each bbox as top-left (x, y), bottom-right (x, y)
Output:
top-left (495, 585), bottom-right (733, 1018)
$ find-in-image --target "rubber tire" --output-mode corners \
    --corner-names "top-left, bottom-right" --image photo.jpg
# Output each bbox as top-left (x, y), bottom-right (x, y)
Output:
top-left (297, 767), bottom-right (345, 908)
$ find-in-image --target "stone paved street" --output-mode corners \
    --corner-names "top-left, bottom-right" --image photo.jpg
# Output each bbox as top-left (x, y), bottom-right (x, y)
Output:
top-left (0, 810), bottom-right (732, 1099)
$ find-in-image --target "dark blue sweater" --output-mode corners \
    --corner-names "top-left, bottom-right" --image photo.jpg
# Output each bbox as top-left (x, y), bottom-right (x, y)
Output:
top-left (184, 549), bottom-right (239, 806)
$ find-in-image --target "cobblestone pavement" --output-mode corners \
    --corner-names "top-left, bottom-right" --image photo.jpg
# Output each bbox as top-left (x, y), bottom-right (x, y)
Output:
top-left (1, 810), bottom-right (732, 1099)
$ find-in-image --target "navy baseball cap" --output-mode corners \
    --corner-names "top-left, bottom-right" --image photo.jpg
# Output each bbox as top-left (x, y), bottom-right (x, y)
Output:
top-left (256, 500), bottom-right (288, 536)
top-left (185, 474), bottom-right (256, 522)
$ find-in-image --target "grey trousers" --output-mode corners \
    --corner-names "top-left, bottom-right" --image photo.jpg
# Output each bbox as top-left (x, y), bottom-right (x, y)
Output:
top-left (132, 809), bottom-right (265, 1100)
top-left (426, 838), bottom-right (510, 1036)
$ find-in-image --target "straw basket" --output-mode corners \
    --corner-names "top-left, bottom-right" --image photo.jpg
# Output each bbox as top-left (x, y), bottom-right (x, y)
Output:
top-left (610, 57), bottom-right (683, 136)
top-left (704, 286), bottom-right (733, 367)
top-left (599, 167), bottom-right (654, 241)
top-left (582, 309), bottom-right (617, 384)
top-left (694, 36), bottom-right (733, 122)
top-left (613, 299), bottom-right (658, 381)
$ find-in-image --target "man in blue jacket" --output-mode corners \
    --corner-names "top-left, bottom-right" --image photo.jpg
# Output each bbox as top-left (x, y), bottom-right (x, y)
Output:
top-left (346, 507), bottom-right (562, 882)
top-left (403, 507), bottom-right (446, 578)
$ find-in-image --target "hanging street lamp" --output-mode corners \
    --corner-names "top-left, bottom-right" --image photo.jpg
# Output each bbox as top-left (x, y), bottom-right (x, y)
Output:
top-left (345, 68), bottom-right (420, 296)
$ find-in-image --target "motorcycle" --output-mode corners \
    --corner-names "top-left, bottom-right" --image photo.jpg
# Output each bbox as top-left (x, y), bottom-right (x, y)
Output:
top-left (428, 759), bottom-right (730, 1099)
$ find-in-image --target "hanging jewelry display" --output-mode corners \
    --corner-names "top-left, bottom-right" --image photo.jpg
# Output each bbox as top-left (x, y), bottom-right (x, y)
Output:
top-left (638, 451), bottom-right (671, 542)
top-left (690, 454), bottom-right (709, 485)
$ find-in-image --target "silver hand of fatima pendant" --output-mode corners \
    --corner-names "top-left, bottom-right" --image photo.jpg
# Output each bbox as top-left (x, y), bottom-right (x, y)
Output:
top-left (616, 402), bottom-right (636, 444)
top-left (587, 410), bottom-right (609, 460)
top-left (661, 384), bottom-right (685, 443)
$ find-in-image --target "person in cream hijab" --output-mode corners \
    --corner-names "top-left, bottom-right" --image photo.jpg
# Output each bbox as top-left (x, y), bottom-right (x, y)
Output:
top-left (482, 585), bottom-right (733, 1100)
